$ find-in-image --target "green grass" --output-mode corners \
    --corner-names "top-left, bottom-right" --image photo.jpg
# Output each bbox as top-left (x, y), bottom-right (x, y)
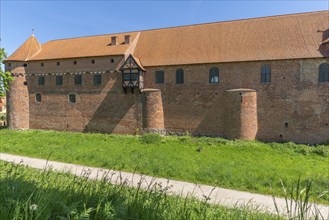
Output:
top-left (0, 129), bottom-right (328, 204)
top-left (0, 160), bottom-right (281, 219)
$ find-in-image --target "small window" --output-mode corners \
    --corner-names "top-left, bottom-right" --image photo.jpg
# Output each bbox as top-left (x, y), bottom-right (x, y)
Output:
top-left (41, 63), bottom-right (44, 67)
top-left (8, 63), bottom-right (11, 67)
top-left (57, 62), bottom-right (60, 66)
top-left (56, 75), bottom-right (63, 85)
top-left (209, 67), bottom-right (219, 84)
top-left (73, 61), bottom-right (77, 65)
top-left (94, 74), bottom-right (102, 85)
top-left (111, 58), bottom-right (114, 63)
top-left (318, 63), bottom-right (329, 82)
top-left (35, 93), bottom-right (41, 102)
top-left (155, 71), bottom-right (164, 84)
top-left (91, 60), bottom-right (95, 64)
top-left (23, 63), bottom-right (28, 67)
top-left (261, 64), bottom-right (271, 83)
top-left (69, 94), bottom-right (76, 103)
top-left (38, 76), bottom-right (45, 85)
top-left (75, 75), bottom-right (82, 85)
top-left (176, 69), bottom-right (184, 84)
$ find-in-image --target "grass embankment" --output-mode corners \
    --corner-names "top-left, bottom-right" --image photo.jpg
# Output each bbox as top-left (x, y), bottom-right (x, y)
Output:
top-left (0, 129), bottom-right (328, 204)
top-left (0, 161), bottom-right (280, 219)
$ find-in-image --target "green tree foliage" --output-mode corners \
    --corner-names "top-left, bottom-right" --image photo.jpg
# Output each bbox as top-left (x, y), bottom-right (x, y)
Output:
top-left (0, 48), bottom-right (14, 97)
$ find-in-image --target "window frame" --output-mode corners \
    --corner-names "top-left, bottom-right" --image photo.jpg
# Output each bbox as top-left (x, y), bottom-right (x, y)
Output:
top-left (318, 63), bottom-right (329, 82)
top-left (94, 74), bottom-right (102, 85)
top-left (176, 69), bottom-right (184, 84)
top-left (38, 76), bottom-right (45, 85)
top-left (56, 75), bottom-right (63, 86)
top-left (209, 67), bottom-right (219, 84)
top-left (35, 93), bottom-right (42, 102)
top-left (155, 70), bottom-right (165, 84)
top-left (74, 74), bottom-right (82, 85)
top-left (260, 64), bottom-right (271, 83)
top-left (68, 94), bottom-right (76, 103)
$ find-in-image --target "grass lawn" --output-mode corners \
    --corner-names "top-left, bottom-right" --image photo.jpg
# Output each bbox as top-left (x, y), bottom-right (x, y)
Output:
top-left (0, 129), bottom-right (328, 204)
top-left (1, 161), bottom-right (281, 219)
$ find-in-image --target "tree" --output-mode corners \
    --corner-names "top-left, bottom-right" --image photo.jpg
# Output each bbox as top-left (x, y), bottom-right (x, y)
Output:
top-left (0, 48), bottom-right (14, 97)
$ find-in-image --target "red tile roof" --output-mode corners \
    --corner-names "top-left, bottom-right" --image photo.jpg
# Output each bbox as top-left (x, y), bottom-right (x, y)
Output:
top-left (6, 11), bottom-right (329, 66)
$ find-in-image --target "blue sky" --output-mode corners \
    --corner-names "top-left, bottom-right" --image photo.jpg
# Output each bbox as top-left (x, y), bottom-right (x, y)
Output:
top-left (1, 0), bottom-right (328, 56)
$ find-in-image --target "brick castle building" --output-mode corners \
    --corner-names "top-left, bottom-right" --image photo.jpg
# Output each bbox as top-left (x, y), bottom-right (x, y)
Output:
top-left (5, 11), bottom-right (329, 144)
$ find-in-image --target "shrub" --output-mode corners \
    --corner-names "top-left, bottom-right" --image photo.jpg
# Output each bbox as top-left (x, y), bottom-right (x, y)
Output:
top-left (140, 133), bottom-right (162, 144)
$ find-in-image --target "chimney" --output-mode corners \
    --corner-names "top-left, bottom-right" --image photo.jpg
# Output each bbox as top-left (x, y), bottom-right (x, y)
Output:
top-left (111, 36), bottom-right (117, 45)
top-left (124, 35), bottom-right (131, 44)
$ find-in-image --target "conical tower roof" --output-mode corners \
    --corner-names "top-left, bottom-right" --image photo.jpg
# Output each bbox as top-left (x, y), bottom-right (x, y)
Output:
top-left (6, 35), bottom-right (41, 61)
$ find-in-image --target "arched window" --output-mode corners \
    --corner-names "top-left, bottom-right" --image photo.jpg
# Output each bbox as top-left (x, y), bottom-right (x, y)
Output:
top-left (318, 63), bottom-right (329, 82)
top-left (35, 93), bottom-right (41, 102)
top-left (209, 67), bottom-right (219, 84)
top-left (176, 69), bottom-right (184, 84)
top-left (261, 64), bottom-right (271, 83)
top-left (69, 94), bottom-right (76, 103)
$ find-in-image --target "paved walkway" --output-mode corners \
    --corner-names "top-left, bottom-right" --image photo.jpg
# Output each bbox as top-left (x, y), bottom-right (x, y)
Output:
top-left (1, 153), bottom-right (328, 219)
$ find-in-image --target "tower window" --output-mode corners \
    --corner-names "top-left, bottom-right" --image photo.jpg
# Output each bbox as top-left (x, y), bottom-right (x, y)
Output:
top-left (111, 58), bottom-right (114, 63)
top-left (261, 64), bottom-right (271, 83)
top-left (41, 63), bottom-right (44, 67)
top-left (75, 75), bottom-right (82, 85)
top-left (38, 76), bottom-right (45, 85)
top-left (209, 67), bottom-right (219, 84)
top-left (57, 62), bottom-right (60, 66)
top-left (69, 94), bottom-right (76, 103)
top-left (94, 74), bottom-right (102, 85)
top-left (176, 69), bottom-right (184, 84)
top-left (35, 93), bottom-right (41, 102)
top-left (23, 63), bottom-right (28, 67)
top-left (56, 75), bottom-right (63, 85)
top-left (155, 71), bottom-right (164, 84)
top-left (73, 61), bottom-right (77, 65)
top-left (91, 60), bottom-right (95, 64)
top-left (318, 63), bottom-right (329, 82)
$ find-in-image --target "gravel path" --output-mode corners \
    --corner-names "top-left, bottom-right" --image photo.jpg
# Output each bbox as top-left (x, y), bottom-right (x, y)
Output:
top-left (1, 152), bottom-right (328, 219)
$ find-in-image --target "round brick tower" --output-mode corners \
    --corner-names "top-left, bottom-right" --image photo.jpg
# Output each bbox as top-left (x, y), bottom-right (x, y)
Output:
top-left (7, 70), bottom-right (29, 129)
top-left (5, 35), bottom-right (41, 130)
top-left (142, 89), bottom-right (165, 134)
top-left (223, 89), bottom-right (257, 140)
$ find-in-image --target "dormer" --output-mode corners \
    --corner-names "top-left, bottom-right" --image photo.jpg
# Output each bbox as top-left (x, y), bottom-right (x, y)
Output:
top-left (119, 54), bottom-right (145, 94)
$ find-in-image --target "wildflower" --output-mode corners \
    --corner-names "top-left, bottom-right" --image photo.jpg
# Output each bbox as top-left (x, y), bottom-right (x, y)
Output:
top-left (30, 204), bottom-right (37, 211)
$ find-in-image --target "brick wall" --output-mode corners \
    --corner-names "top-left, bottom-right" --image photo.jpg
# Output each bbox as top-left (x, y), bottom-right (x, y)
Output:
top-left (6, 57), bottom-right (329, 143)
top-left (145, 58), bottom-right (329, 143)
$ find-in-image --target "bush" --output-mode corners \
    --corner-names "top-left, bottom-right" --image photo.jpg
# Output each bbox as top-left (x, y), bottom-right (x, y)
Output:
top-left (140, 133), bottom-right (162, 144)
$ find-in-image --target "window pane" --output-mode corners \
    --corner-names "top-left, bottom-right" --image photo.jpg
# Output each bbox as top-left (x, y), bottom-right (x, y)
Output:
top-left (56, 76), bottom-right (63, 85)
top-left (131, 73), bottom-right (139, 81)
top-left (261, 64), bottom-right (271, 83)
top-left (124, 74), bottom-right (130, 81)
top-left (35, 93), bottom-right (41, 102)
top-left (319, 63), bottom-right (329, 82)
top-left (155, 71), bottom-right (164, 84)
top-left (94, 74), bottom-right (102, 85)
top-left (209, 67), bottom-right (219, 83)
top-left (75, 75), bottom-right (82, 85)
top-left (176, 69), bottom-right (184, 84)
top-left (38, 76), bottom-right (45, 85)
top-left (69, 94), bottom-right (76, 103)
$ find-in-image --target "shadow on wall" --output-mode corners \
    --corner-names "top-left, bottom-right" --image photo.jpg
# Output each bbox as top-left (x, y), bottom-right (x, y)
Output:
top-left (319, 28), bottom-right (329, 58)
top-left (83, 77), bottom-right (142, 134)
top-left (193, 92), bottom-right (226, 137)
